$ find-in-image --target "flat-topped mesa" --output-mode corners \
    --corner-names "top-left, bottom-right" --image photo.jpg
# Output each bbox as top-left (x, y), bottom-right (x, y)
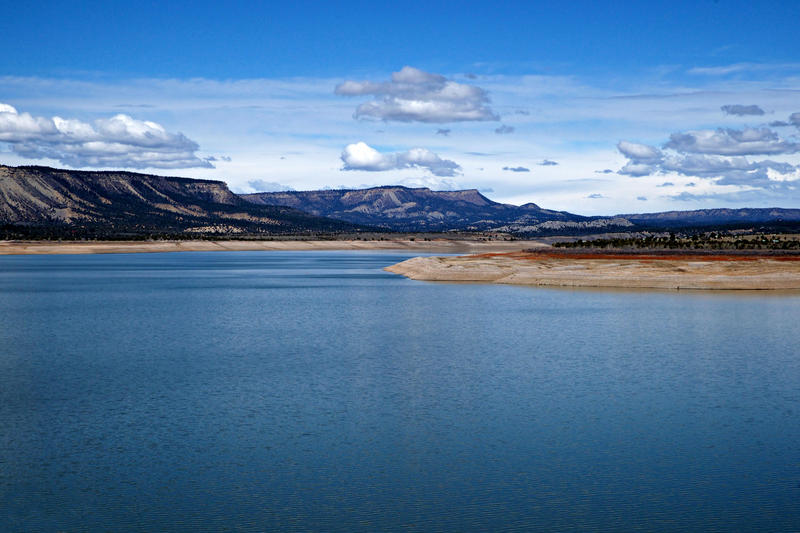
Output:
top-left (245, 186), bottom-right (494, 208)
top-left (0, 165), bottom-right (358, 236)
top-left (0, 165), bottom-right (239, 223)
top-left (241, 185), bottom-right (580, 231)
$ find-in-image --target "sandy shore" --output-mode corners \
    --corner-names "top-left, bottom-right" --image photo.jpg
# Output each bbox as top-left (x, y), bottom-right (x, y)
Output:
top-left (385, 251), bottom-right (800, 290)
top-left (0, 239), bottom-right (548, 256)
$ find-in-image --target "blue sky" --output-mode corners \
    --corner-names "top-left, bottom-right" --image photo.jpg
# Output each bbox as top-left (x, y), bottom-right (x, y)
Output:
top-left (2, 0), bottom-right (800, 214)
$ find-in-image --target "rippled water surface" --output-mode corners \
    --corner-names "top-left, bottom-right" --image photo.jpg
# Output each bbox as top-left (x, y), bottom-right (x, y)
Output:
top-left (1, 251), bottom-right (799, 531)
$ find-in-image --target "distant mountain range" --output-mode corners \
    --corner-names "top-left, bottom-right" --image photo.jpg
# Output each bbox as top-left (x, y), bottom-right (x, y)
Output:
top-left (0, 165), bottom-right (358, 238)
top-left (242, 187), bottom-right (589, 232)
top-left (2, 165), bottom-right (799, 238)
top-left (242, 187), bottom-right (800, 234)
top-left (622, 208), bottom-right (800, 228)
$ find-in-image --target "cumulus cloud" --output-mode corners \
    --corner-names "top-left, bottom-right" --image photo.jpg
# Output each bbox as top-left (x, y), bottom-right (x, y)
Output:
top-left (340, 142), bottom-right (461, 177)
top-left (616, 141), bottom-right (664, 177)
top-left (538, 159), bottom-right (558, 166)
top-left (617, 141), bottom-right (663, 162)
top-left (658, 182), bottom-right (674, 187)
top-left (595, 169), bottom-right (614, 174)
top-left (792, 112), bottom-right (800, 127)
top-left (335, 66), bottom-right (498, 123)
top-left (660, 154), bottom-right (794, 179)
top-left (664, 127), bottom-right (800, 156)
top-left (495, 124), bottom-right (515, 134)
top-left (502, 166), bottom-right (529, 172)
top-left (617, 124), bottom-right (800, 192)
top-left (0, 102), bottom-right (211, 169)
top-left (720, 104), bottom-right (765, 116)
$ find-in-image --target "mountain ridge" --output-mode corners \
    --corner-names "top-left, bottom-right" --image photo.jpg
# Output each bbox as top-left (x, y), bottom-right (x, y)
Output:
top-left (0, 165), bottom-right (360, 237)
top-left (242, 186), bottom-right (582, 232)
top-left (243, 186), bottom-right (800, 233)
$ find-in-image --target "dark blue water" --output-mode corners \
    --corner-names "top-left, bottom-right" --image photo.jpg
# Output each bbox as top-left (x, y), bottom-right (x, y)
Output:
top-left (1, 251), bottom-right (799, 532)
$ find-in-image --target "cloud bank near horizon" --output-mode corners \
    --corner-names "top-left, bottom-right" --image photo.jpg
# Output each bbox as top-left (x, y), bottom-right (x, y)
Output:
top-left (0, 103), bottom-right (210, 169)
top-left (2, 67), bottom-right (800, 213)
top-left (617, 114), bottom-right (800, 198)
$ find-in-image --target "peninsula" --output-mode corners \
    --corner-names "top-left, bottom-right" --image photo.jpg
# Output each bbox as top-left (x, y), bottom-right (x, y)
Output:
top-left (385, 250), bottom-right (800, 290)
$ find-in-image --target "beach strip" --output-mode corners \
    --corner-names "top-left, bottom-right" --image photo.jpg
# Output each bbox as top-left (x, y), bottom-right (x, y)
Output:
top-left (0, 239), bottom-right (548, 256)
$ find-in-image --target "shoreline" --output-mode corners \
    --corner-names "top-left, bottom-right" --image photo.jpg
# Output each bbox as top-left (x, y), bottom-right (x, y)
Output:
top-left (385, 251), bottom-right (800, 290)
top-left (0, 239), bottom-right (548, 256)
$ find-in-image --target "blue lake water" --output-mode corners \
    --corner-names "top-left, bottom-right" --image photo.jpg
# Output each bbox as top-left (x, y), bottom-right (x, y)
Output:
top-left (0, 251), bottom-right (799, 532)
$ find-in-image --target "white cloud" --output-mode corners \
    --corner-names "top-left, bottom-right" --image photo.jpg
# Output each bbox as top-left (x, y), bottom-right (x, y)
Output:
top-left (340, 142), bottom-right (461, 177)
top-left (617, 141), bottom-right (663, 162)
top-left (0, 103), bottom-right (210, 169)
top-left (664, 127), bottom-right (800, 156)
top-left (619, 162), bottom-right (657, 177)
top-left (616, 141), bottom-right (663, 176)
top-left (661, 154), bottom-right (794, 178)
top-left (335, 66), bottom-right (498, 123)
top-left (618, 125), bottom-right (800, 193)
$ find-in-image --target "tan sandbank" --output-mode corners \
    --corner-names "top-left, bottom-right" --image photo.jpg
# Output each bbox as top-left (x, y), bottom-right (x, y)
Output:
top-left (385, 251), bottom-right (800, 290)
top-left (0, 239), bottom-right (548, 256)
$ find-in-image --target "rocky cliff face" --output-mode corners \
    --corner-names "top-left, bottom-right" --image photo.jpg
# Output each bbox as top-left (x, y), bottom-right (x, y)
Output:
top-left (0, 165), bottom-right (358, 237)
top-left (242, 186), bottom-right (585, 231)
